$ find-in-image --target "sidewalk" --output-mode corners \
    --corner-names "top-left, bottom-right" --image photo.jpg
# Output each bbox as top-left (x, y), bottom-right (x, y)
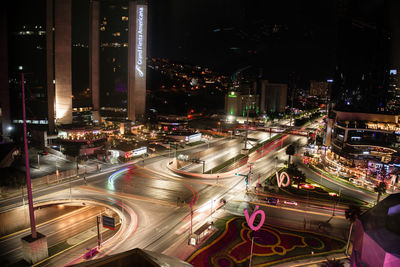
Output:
top-left (275, 253), bottom-right (350, 267)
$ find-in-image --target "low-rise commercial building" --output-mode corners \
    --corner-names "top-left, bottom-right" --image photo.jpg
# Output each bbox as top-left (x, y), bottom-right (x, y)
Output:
top-left (325, 110), bottom-right (400, 184)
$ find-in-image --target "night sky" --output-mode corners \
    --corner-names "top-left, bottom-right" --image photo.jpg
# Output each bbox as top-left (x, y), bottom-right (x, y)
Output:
top-left (148, 0), bottom-right (337, 80)
top-left (7, 0), bottom-right (391, 87)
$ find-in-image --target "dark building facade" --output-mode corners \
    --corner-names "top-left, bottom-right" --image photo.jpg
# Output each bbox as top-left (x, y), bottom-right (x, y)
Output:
top-left (331, 0), bottom-right (391, 113)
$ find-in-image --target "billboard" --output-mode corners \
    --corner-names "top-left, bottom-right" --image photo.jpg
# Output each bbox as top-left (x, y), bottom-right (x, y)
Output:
top-left (102, 215), bottom-right (115, 230)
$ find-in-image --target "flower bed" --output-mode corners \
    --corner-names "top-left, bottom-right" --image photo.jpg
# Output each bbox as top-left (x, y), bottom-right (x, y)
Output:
top-left (187, 217), bottom-right (346, 267)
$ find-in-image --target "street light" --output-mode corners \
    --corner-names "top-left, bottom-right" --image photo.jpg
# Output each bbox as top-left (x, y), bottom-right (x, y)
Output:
top-left (235, 173), bottom-right (249, 191)
top-left (249, 231), bottom-right (263, 267)
top-left (37, 153), bottom-right (40, 169)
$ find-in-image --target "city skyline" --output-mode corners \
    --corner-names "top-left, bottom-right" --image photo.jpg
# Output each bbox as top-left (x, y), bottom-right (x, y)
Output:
top-left (0, 1), bottom-right (399, 267)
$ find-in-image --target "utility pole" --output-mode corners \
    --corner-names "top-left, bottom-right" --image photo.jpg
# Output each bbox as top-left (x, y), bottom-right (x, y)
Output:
top-left (190, 203), bottom-right (193, 235)
top-left (244, 85), bottom-right (251, 150)
top-left (22, 73), bottom-right (37, 239)
top-left (96, 216), bottom-right (101, 248)
top-left (249, 235), bottom-right (254, 267)
top-left (248, 163), bottom-right (253, 187)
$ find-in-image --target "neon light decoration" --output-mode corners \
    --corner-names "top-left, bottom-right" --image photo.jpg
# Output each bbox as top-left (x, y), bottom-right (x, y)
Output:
top-left (276, 171), bottom-right (291, 188)
top-left (244, 205), bottom-right (265, 231)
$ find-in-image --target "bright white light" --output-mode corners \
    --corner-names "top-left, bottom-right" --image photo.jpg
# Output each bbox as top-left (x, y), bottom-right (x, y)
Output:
top-left (18, 66), bottom-right (23, 70)
top-left (7, 126), bottom-right (13, 131)
top-left (227, 115), bottom-right (234, 121)
top-left (135, 7), bottom-right (144, 77)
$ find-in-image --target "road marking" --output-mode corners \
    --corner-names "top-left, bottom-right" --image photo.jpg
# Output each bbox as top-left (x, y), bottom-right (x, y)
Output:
top-left (307, 165), bottom-right (374, 200)
top-left (31, 222), bottom-right (121, 267)
top-left (231, 199), bottom-right (346, 220)
top-left (0, 206), bottom-right (92, 241)
top-left (78, 185), bottom-right (177, 207)
top-left (140, 164), bottom-right (228, 187)
top-left (247, 191), bottom-right (350, 210)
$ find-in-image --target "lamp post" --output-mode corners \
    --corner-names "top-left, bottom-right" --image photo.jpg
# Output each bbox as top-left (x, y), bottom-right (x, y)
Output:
top-left (21, 73), bottom-right (37, 239)
top-left (249, 232), bottom-right (262, 267)
top-left (37, 154), bottom-right (40, 169)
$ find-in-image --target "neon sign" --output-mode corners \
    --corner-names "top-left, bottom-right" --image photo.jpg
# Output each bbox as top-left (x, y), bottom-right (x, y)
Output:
top-left (244, 205), bottom-right (265, 231)
top-left (136, 7), bottom-right (144, 77)
top-left (276, 171), bottom-right (291, 188)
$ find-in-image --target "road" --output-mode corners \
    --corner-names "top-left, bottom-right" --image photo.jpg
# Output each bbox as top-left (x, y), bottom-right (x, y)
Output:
top-left (0, 206), bottom-right (104, 266)
top-left (0, 120), bottom-right (372, 265)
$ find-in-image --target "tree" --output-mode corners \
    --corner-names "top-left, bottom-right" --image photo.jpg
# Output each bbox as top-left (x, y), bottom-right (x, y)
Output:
top-left (374, 181), bottom-right (387, 203)
top-left (0, 168), bottom-right (26, 188)
top-left (321, 258), bottom-right (344, 267)
top-left (345, 205), bottom-right (361, 255)
top-left (285, 144), bottom-right (296, 164)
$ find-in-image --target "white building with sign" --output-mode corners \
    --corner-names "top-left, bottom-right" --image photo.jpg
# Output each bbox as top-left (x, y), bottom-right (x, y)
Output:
top-left (128, 1), bottom-right (147, 122)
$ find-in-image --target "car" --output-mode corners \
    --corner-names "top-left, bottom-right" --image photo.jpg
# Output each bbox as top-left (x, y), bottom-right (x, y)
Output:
top-left (266, 197), bottom-right (279, 205)
top-left (283, 200), bottom-right (298, 206)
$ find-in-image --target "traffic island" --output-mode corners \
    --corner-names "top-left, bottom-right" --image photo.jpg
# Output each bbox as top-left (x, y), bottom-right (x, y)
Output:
top-left (21, 232), bottom-right (48, 264)
top-left (186, 216), bottom-right (346, 266)
top-left (262, 167), bottom-right (367, 206)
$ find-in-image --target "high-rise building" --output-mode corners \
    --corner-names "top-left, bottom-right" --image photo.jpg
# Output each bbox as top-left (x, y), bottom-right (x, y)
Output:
top-left (0, 7), bottom-right (10, 140)
top-left (331, 0), bottom-right (390, 113)
top-left (54, 0), bottom-right (73, 125)
top-left (89, 0), bottom-right (100, 123)
top-left (128, 0), bottom-right (148, 122)
top-left (224, 91), bottom-right (259, 118)
top-left (98, 0), bottom-right (129, 111)
top-left (7, 1), bottom-right (49, 133)
top-left (225, 91), bottom-right (241, 117)
top-left (46, 0), bottom-right (55, 133)
top-left (309, 80), bottom-right (331, 99)
top-left (260, 80), bottom-right (287, 114)
top-left (386, 69), bottom-right (400, 111)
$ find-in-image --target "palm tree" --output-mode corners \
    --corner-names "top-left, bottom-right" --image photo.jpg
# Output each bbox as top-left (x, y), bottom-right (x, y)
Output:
top-left (285, 144), bottom-right (296, 164)
top-left (287, 163), bottom-right (305, 189)
top-left (374, 181), bottom-right (387, 203)
top-left (345, 205), bottom-right (361, 255)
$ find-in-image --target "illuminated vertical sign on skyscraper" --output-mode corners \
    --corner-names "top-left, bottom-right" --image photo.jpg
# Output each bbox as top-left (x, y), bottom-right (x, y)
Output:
top-left (128, 1), bottom-right (147, 122)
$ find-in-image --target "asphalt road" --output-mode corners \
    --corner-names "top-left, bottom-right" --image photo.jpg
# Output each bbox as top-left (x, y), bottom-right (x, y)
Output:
top-left (0, 122), bottom-right (369, 265)
top-left (0, 206), bottom-right (104, 266)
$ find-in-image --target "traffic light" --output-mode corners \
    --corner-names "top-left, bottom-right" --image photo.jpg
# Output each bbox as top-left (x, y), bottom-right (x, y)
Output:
top-left (245, 177), bottom-right (248, 185)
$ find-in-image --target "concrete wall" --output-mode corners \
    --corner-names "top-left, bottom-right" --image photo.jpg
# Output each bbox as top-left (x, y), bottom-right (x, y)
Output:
top-left (45, 146), bottom-right (66, 159)
top-left (0, 205), bottom-right (81, 237)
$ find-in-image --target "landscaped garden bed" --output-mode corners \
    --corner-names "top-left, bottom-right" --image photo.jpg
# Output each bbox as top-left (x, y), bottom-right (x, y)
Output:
top-left (187, 216), bottom-right (346, 267)
top-left (264, 167), bottom-right (367, 206)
